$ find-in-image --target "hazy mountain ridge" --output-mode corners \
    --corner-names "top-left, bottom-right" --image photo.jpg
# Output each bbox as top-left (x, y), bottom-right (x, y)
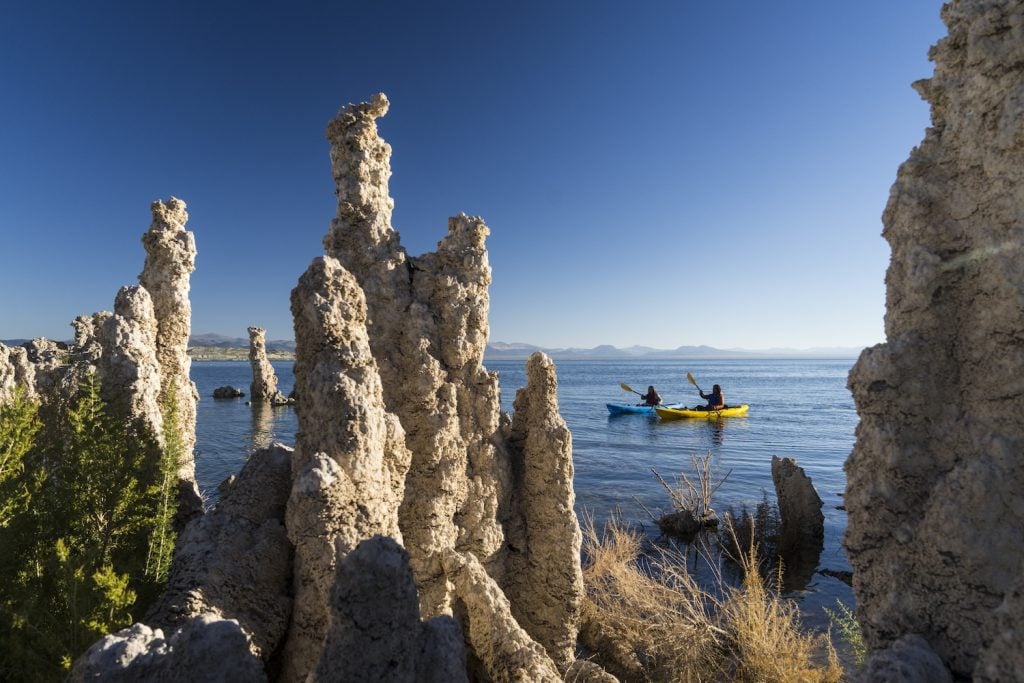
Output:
top-left (4, 336), bottom-right (864, 361)
top-left (484, 342), bottom-right (864, 360)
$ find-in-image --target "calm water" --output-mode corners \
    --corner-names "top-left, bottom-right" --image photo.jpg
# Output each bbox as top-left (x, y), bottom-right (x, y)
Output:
top-left (192, 357), bottom-right (857, 628)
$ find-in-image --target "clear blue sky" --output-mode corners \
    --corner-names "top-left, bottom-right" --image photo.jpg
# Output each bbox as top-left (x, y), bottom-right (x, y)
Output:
top-left (0, 1), bottom-right (945, 350)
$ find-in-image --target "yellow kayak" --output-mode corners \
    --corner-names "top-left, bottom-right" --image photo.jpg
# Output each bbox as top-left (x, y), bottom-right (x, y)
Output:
top-left (655, 404), bottom-right (750, 420)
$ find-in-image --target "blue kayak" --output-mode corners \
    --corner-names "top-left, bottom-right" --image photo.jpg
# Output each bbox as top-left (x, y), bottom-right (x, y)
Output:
top-left (607, 402), bottom-right (686, 415)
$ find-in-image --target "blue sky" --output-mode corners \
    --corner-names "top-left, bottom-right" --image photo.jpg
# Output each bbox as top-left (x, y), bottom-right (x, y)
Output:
top-left (0, 1), bottom-right (945, 350)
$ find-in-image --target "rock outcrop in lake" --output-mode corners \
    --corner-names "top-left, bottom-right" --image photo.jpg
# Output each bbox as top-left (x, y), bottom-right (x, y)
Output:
top-left (846, 2), bottom-right (1024, 679)
top-left (771, 455), bottom-right (823, 591)
top-left (248, 326), bottom-right (288, 405)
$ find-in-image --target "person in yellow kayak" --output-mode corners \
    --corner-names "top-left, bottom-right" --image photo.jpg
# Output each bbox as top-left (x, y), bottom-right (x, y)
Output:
top-left (699, 384), bottom-right (725, 410)
top-left (640, 385), bottom-right (662, 406)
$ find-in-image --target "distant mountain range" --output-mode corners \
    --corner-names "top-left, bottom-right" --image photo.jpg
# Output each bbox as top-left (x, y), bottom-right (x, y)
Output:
top-left (3, 335), bottom-right (865, 361)
top-left (484, 341), bottom-right (864, 360)
top-left (189, 333), bottom-right (296, 353)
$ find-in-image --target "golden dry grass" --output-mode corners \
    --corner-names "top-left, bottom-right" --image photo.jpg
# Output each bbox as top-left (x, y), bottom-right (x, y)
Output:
top-left (580, 516), bottom-right (842, 682)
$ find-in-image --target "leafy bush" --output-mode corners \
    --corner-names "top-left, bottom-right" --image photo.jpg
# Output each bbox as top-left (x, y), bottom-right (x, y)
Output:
top-left (0, 374), bottom-right (178, 680)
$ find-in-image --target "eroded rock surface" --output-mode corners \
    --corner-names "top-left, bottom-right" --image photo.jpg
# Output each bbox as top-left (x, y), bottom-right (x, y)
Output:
top-left (145, 444), bottom-right (293, 659)
top-left (504, 352), bottom-right (583, 670)
top-left (443, 550), bottom-right (562, 683)
top-left (846, 2), bottom-right (1024, 678)
top-left (282, 255), bottom-right (412, 680)
top-left (323, 96), bottom-right (508, 615)
top-left (139, 197), bottom-right (202, 520)
top-left (69, 616), bottom-right (265, 683)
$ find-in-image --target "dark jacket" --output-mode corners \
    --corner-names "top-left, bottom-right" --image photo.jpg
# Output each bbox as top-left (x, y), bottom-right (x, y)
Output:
top-left (641, 389), bottom-right (662, 406)
top-left (700, 388), bottom-right (725, 409)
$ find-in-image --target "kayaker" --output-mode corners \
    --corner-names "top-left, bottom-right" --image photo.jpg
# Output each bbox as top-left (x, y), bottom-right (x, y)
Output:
top-left (699, 384), bottom-right (725, 410)
top-left (640, 385), bottom-right (662, 406)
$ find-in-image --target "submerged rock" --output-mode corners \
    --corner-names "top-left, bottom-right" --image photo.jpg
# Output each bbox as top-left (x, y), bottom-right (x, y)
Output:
top-left (213, 385), bottom-right (245, 399)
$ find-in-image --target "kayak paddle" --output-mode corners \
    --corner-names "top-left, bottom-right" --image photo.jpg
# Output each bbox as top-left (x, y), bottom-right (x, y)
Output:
top-left (686, 372), bottom-right (703, 394)
top-left (619, 382), bottom-right (642, 396)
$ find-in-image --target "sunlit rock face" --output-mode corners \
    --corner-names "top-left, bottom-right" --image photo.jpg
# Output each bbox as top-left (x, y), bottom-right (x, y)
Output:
top-left (846, 2), bottom-right (1024, 678)
top-left (504, 352), bottom-right (583, 671)
top-left (95, 286), bottom-right (164, 437)
top-left (247, 326), bottom-right (284, 403)
top-left (323, 96), bottom-right (503, 616)
top-left (319, 94), bottom-right (584, 674)
top-left (140, 197), bottom-right (202, 520)
top-left (0, 343), bottom-right (34, 402)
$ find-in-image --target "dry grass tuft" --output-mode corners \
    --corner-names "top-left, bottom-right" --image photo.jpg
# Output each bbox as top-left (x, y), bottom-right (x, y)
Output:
top-left (580, 515), bottom-right (842, 682)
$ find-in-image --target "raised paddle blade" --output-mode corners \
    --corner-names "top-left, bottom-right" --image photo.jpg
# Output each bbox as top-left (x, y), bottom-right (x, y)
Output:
top-left (620, 382), bottom-right (638, 394)
top-left (686, 372), bottom-right (703, 392)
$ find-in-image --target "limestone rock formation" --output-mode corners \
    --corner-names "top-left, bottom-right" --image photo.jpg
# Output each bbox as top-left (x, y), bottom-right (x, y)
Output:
top-left (283, 256), bottom-right (412, 679)
top-left (69, 616), bottom-right (265, 683)
top-left (213, 385), bottom-right (245, 399)
top-left (504, 352), bottom-right (583, 670)
top-left (323, 96), bottom-right (507, 616)
top-left (247, 326), bottom-right (287, 404)
top-left (770, 455), bottom-right (824, 591)
top-left (845, 2), bottom-right (1024, 678)
top-left (0, 343), bottom-right (34, 402)
top-left (857, 634), bottom-right (952, 683)
top-left (145, 444), bottom-right (294, 659)
top-left (139, 197), bottom-right (202, 520)
top-left (74, 97), bottom-right (593, 681)
top-left (93, 286), bottom-right (164, 438)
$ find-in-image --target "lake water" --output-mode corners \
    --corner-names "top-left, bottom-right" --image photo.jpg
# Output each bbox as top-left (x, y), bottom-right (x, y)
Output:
top-left (192, 357), bottom-right (857, 632)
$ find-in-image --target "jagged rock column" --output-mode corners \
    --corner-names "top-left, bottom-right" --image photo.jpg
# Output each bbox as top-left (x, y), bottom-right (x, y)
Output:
top-left (504, 352), bottom-right (583, 670)
top-left (282, 256), bottom-right (412, 680)
top-left (323, 94), bottom-right (508, 615)
top-left (247, 326), bottom-right (284, 403)
top-left (845, 2), bottom-right (1024, 678)
top-left (139, 197), bottom-right (202, 520)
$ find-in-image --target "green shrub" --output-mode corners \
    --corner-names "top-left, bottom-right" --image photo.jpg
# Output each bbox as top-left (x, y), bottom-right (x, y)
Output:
top-left (0, 374), bottom-right (179, 680)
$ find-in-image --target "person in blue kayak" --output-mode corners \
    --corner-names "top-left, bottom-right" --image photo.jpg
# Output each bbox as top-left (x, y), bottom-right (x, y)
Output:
top-left (699, 384), bottom-right (725, 410)
top-left (640, 385), bottom-right (662, 406)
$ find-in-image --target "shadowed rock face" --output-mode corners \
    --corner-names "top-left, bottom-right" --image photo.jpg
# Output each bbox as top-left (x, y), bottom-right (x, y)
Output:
top-left (771, 456), bottom-right (823, 592)
top-left (846, 1), bottom-right (1024, 678)
top-left (144, 444), bottom-right (294, 659)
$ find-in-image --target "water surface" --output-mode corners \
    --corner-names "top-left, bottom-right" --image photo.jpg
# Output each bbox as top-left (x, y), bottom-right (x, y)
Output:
top-left (192, 357), bottom-right (857, 628)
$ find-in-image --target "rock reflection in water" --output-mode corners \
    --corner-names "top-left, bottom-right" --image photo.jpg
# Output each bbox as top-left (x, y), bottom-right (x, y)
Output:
top-left (249, 400), bottom-right (275, 451)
